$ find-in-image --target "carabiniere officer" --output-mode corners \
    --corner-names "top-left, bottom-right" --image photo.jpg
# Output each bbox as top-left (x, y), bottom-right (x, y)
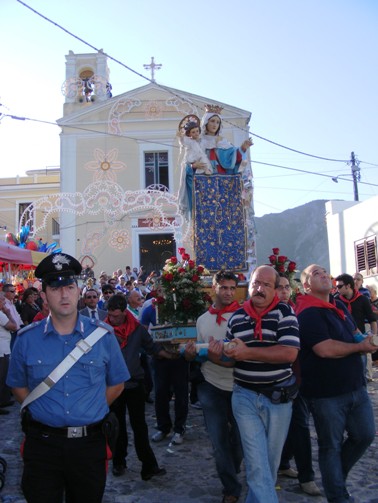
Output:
top-left (7, 253), bottom-right (130, 503)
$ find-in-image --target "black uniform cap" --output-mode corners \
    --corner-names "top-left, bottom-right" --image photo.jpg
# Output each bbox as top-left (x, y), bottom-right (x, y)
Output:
top-left (35, 253), bottom-right (82, 287)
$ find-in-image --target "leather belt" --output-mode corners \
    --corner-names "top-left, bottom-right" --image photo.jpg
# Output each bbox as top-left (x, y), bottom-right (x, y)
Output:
top-left (28, 419), bottom-right (103, 439)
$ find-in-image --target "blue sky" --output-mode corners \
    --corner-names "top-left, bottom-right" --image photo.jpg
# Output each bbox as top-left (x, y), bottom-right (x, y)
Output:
top-left (1, 0), bottom-right (377, 217)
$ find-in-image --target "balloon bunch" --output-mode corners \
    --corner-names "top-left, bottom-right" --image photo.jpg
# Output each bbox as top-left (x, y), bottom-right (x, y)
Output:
top-left (6, 226), bottom-right (62, 254)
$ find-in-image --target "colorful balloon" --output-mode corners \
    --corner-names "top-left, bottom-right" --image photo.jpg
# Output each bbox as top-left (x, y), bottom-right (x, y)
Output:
top-left (25, 241), bottom-right (38, 251)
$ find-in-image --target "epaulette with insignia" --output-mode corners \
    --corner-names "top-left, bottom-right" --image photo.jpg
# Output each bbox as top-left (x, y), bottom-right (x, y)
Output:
top-left (88, 318), bottom-right (112, 330)
top-left (98, 319), bottom-right (113, 331)
top-left (17, 320), bottom-right (42, 336)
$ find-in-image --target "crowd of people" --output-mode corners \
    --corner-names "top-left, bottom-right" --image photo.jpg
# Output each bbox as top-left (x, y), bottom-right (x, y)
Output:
top-left (0, 254), bottom-right (377, 503)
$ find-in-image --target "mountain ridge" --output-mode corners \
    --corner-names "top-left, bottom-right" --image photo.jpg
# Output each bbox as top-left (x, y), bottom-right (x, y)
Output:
top-left (254, 200), bottom-right (330, 275)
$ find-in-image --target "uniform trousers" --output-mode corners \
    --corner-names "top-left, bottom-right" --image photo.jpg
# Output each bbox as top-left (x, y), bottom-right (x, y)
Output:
top-left (22, 428), bottom-right (107, 503)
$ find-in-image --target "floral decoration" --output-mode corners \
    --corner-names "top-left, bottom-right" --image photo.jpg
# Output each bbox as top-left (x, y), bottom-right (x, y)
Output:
top-left (268, 247), bottom-right (297, 287)
top-left (85, 148), bottom-right (126, 182)
top-left (154, 248), bottom-right (212, 325)
top-left (108, 229), bottom-right (130, 251)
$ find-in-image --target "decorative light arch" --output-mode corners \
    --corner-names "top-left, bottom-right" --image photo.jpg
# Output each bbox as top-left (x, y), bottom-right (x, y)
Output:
top-left (19, 182), bottom-right (191, 256)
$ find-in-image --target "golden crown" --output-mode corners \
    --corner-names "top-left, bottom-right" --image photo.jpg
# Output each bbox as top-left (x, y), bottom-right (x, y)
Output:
top-left (204, 104), bottom-right (223, 114)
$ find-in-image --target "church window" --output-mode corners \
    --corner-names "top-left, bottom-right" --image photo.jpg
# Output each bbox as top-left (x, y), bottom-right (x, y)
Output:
top-left (144, 151), bottom-right (169, 190)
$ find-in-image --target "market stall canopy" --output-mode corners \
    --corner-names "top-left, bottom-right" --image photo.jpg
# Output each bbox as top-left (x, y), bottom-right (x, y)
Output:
top-left (0, 241), bottom-right (47, 266)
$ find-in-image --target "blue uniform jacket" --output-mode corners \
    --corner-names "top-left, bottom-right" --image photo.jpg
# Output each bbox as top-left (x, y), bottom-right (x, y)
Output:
top-left (7, 314), bottom-right (130, 427)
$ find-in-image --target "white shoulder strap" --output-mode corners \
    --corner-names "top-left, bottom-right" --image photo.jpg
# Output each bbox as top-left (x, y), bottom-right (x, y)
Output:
top-left (21, 326), bottom-right (108, 412)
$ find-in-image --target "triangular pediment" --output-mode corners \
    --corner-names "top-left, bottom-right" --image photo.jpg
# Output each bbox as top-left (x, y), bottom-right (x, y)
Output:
top-left (57, 82), bottom-right (251, 129)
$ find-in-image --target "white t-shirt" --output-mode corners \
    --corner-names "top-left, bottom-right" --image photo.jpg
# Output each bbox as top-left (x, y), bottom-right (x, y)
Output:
top-left (196, 310), bottom-right (235, 392)
top-left (0, 311), bottom-right (12, 356)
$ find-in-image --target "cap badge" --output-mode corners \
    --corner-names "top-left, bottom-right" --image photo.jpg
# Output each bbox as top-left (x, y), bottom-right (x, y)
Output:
top-left (52, 254), bottom-right (71, 271)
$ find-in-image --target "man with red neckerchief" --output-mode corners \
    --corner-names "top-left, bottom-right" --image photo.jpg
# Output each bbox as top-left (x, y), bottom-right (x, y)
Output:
top-left (105, 294), bottom-right (169, 481)
top-left (334, 273), bottom-right (377, 335)
top-left (224, 265), bottom-right (300, 503)
top-left (296, 264), bottom-right (376, 503)
top-left (185, 270), bottom-right (243, 503)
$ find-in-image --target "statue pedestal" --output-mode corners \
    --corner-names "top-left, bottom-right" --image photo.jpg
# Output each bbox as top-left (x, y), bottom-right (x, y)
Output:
top-left (151, 324), bottom-right (197, 352)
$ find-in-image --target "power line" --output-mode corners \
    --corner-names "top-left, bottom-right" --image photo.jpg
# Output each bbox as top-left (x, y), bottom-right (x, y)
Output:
top-left (251, 132), bottom-right (347, 162)
top-left (253, 160), bottom-right (378, 187)
top-left (359, 161), bottom-right (378, 168)
top-left (4, 113), bottom-right (378, 190)
top-left (16, 0), bottom-right (362, 166)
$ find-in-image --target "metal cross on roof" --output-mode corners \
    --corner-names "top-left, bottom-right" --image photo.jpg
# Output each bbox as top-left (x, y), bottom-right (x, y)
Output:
top-left (143, 57), bottom-right (162, 83)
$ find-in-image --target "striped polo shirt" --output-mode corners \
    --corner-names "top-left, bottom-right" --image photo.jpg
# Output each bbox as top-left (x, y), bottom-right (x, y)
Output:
top-left (226, 302), bottom-right (300, 388)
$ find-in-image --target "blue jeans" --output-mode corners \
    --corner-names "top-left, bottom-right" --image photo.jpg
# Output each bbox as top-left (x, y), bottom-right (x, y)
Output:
top-left (232, 384), bottom-right (292, 503)
top-left (280, 393), bottom-right (315, 483)
top-left (197, 381), bottom-right (242, 498)
top-left (308, 386), bottom-right (375, 502)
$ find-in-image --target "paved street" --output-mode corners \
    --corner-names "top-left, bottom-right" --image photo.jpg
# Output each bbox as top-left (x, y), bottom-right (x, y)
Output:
top-left (1, 373), bottom-right (378, 503)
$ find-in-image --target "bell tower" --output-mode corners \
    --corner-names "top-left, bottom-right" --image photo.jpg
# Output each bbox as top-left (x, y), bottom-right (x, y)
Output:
top-left (62, 50), bottom-right (112, 115)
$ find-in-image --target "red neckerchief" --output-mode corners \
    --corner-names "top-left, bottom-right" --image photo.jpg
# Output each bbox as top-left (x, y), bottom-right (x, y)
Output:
top-left (242, 294), bottom-right (280, 341)
top-left (295, 294), bottom-right (345, 320)
top-left (337, 290), bottom-right (362, 313)
top-left (208, 301), bottom-right (240, 325)
top-left (105, 310), bottom-right (140, 349)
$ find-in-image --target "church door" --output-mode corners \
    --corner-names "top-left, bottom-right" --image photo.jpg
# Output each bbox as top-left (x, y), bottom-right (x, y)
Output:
top-left (139, 233), bottom-right (175, 275)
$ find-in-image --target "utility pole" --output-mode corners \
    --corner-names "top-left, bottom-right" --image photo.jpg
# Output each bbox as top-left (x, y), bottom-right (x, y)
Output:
top-left (350, 151), bottom-right (360, 201)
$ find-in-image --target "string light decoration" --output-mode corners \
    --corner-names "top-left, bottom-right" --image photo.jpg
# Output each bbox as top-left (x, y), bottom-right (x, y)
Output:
top-left (108, 229), bottom-right (130, 251)
top-left (143, 100), bottom-right (163, 119)
top-left (85, 148), bottom-right (126, 182)
top-left (108, 98), bottom-right (142, 134)
top-left (19, 183), bottom-right (191, 255)
top-left (108, 97), bottom-right (198, 135)
top-left (61, 74), bottom-right (111, 101)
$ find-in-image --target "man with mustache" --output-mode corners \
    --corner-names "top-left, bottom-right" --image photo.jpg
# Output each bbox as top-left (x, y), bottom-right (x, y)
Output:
top-left (224, 265), bottom-right (300, 503)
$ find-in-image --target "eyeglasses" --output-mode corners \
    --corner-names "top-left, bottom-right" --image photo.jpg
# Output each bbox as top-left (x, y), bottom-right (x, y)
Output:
top-left (336, 284), bottom-right (344, 289)
top-left (6, 290), bottom-right (16, 294)
top-left (103, 291), bottom-right (113, 295)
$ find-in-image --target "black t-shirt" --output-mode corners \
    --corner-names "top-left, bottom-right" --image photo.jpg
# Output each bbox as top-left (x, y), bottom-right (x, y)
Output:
top-left (298, 302), bottom-right (365, 399)
top-left (336, 293), bottom-right (376, 333)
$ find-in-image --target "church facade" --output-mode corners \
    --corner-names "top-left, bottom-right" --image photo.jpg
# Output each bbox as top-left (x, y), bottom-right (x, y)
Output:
top-left (1, 50), bottom-right (256, 277)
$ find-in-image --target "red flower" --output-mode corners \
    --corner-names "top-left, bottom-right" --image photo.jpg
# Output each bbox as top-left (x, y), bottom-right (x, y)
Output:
top-left (277, 255), bottom-right (287, 264)
top-left (182, 253), bottom-right (190, 261)
top-left (164, 273), bottom-right (174, 281)
top-left (272, 247), bottom-right (280, 255)
top-left (170, 257), bottom-right (178, 264)
top-left (288, 261), bottom-right (296, 272)
top-left (277, 264), bottom-right (285, 273)
top-left (178, 247), bottom-right (185, 255)
top-left (269, 254), bottom-right (277, 265)
top-left (191, 274), bottom-right (200, 282)
top-left (177, 267), bottom-right (186, 274)
top-left (197, 265), bottom-right (204, 273)
top-left (153, 296), bottom-right (165, 305)
top-left (203, 293), bottom-right (213, 303)
top-left (183, 298), bottom-right (192, 308)
top-left (188, 260), bottom-right (195, 269)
